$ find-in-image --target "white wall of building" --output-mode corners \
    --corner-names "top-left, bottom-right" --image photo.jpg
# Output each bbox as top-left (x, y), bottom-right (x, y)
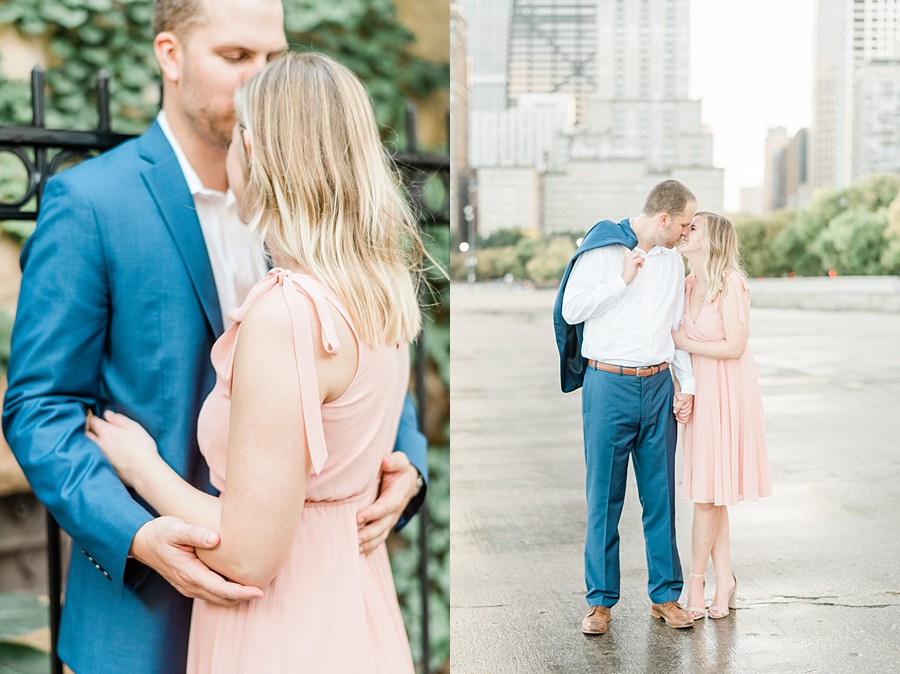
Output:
top-left (475, 167), bottom-right (541, 236)
top-left (853, 59), bottom-right (900, 179)
top-left (540, 160), bottom-right (722, 234)
top-left (469, 93), bottom-right (574, 170)
top-left (672, 167), bottom-right (725, 214)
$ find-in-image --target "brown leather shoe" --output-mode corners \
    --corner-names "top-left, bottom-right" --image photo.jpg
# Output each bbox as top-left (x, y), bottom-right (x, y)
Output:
top-left (581, 605), bottom-right (611, 635)
top-left (649, 601), bottom-right (694, 628)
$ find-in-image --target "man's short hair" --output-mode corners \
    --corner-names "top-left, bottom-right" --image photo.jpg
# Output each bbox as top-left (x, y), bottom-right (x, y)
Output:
top-left (642, 180), bottom-right (696, 216)
top-left (152, 0), bottom-right (207, 37)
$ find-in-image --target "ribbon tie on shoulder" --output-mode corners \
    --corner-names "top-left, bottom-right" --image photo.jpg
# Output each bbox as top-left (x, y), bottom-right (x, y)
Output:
top-left (218, 267), bottom-right (340, 475)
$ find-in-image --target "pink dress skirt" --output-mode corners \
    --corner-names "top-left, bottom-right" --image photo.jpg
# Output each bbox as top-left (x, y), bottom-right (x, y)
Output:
top-left (186, 269), bottom-right (415, 673)
top-left (680, 272), bottom-right (772, 506)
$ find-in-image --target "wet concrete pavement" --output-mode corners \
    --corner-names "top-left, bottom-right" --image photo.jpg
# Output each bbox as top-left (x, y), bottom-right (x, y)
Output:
top-left (450, 283), bottom-right (900, 674)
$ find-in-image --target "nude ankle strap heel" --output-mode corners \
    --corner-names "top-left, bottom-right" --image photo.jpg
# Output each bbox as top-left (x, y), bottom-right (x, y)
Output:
top-left (686, 573), bottom-right (706, 620)
top-left (708, 573), bottom-right (736, 619)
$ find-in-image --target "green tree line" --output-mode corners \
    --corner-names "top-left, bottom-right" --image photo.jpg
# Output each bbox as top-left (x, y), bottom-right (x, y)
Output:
top-left (453, 173), bottom-right (900, 284)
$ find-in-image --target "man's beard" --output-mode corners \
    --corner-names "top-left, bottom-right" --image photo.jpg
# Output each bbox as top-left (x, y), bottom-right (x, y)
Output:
top-left (185, 102), bottom-right (232, 149)
top-left (182, 68), bottom-right (233, 149)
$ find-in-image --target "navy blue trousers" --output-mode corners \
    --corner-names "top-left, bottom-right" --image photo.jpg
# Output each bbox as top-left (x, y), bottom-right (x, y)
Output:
top-left (582, 366), bottom-right (682, 607)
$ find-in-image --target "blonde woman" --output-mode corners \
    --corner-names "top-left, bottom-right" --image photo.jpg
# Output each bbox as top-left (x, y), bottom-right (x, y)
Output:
top-left (87, 52), bottom-right (422, 672)
top-left (673, 212), bottom-right (772, 621)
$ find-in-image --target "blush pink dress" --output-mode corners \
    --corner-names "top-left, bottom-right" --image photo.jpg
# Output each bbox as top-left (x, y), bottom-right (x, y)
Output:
top-left (186, 268), bottom-right (415, 673)
top-left (680, 271), bottom-right (772, 506)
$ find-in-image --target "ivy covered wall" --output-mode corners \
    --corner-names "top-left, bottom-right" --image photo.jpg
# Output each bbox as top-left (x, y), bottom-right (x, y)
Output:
top-left (0, 0), bottom-right (449, 139)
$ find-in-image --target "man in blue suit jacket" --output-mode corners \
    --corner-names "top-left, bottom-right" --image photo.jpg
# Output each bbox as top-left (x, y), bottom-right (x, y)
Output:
top-left (2, 1), bottom-right (428, 672)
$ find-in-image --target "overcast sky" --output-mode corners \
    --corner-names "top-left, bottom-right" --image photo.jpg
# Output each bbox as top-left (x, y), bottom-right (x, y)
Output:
top-left (688, 0), bottom-right (815, 211)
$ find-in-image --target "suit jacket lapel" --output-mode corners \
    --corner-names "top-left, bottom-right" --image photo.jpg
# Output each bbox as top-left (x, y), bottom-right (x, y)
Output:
top-left (137, 122), bottom-right (224, 337)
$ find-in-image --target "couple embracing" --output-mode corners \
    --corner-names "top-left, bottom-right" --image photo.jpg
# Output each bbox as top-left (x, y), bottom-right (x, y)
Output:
top-left (3, 1), bottom-right (427, 672)
top-left (553, 180), bottom-right (772, 634)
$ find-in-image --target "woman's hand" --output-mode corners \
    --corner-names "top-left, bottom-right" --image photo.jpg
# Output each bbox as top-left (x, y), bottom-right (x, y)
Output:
top-left (87, 410), bottom-right (161, 488)
top-left (672, 325), bottom-right (691, 351)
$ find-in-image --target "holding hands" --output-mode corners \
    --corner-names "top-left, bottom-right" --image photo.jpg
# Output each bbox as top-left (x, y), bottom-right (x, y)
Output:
top-left (673, 393), bottom-right (694, 424)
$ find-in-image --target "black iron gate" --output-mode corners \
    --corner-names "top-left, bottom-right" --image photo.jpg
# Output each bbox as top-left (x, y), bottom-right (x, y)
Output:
top-left (0, 66), bottom-right (447, 674)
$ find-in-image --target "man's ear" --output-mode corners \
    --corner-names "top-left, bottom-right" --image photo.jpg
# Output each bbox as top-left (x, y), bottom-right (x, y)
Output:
top-left (154, 31), bottom-right (182, 84)
top-left (658, 212), bottom-right (670, 229)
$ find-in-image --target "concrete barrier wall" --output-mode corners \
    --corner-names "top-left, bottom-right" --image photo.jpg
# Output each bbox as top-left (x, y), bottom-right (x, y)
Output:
top-left (748, 276), bottom-right (900, 313)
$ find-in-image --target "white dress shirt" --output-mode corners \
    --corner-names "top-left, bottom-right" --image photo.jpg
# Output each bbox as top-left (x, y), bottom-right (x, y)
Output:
top-left (562, 238), bottom-right (695, 394)
top-left (157, 112), bottom-right (267, 326)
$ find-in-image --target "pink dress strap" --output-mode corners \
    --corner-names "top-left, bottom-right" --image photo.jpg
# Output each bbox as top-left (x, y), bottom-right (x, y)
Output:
top-left (724, 271), bottom-right (750, 324)
top-left (211, 267), bottom-right (342, 475)
top-left (705, 271), bottom-right (750, 324)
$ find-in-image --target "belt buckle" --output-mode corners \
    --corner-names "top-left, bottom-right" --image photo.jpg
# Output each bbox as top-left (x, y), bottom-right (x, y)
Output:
top-left (636, 365), bottom-right (652, 377)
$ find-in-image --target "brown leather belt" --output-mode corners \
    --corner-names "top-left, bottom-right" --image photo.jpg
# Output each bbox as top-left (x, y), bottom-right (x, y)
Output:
top-left (587, 360), bottom-right (669, 377)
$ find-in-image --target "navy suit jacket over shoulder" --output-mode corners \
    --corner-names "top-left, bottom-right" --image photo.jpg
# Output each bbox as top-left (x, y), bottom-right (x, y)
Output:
top-left (552, 218), bottom-right (638, 393)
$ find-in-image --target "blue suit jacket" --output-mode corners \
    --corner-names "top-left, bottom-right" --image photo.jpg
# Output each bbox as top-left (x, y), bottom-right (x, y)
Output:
top-left (552, 218), bottom-right (638, 393)
top-left (2, 121), bottom-right (427, 674)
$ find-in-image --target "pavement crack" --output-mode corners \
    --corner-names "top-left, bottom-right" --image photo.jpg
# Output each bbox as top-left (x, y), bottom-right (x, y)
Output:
top-left (452, 604), bottom-right (511, 609)
top-left (774, 594), bottom-right (839, 601)
top-left (748, 595), bottom-right (899, 609)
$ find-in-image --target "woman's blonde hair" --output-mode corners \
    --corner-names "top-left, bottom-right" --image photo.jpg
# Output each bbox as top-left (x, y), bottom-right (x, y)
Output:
top-left (696, 211), bottom-right (745, 304)
top-left (234, 52), bottom-right (423, 346)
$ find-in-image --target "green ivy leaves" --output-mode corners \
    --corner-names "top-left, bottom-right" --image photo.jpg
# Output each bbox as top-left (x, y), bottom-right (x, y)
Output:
top-left (0, 592), bottom-right (49, 674)
top-left (0, 0), bottom-right (449, 142)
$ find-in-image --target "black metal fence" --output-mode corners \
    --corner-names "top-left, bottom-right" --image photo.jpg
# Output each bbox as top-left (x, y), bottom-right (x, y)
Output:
top-left (0, 66), bottom-right (448, 674)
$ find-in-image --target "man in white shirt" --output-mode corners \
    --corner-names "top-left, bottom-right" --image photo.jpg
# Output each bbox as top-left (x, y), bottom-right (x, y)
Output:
top-left (560, 180), bottom-right (697, 635)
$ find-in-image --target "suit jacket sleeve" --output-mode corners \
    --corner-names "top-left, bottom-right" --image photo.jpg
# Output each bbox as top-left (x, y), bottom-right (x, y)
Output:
top-left (391, 392), bottom-right (427, 530)
top-left (2, 175), bottom-right (153, 586)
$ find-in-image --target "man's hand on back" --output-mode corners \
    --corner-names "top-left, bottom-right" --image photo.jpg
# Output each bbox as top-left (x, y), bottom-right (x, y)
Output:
top-left (355, 453), bottom-right (420, 556)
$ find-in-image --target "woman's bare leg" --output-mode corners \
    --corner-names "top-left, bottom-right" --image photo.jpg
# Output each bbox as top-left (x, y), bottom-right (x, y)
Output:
top-left (687, 502), bottom-right (721, 615)
top-left (709, 506), bottom-right (736, 616)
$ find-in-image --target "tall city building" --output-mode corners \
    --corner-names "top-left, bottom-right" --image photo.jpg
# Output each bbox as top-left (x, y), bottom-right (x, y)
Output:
top-left (785, 128), bottom-right (811, 210)
top-left (761, 127), bottom-right (811, 216)
top-left (469, 93), bottom-right (574, 169)
top-left (853, 58), bottom-right (900, 178)
top-left (763, 127), bottom-right (791, 215)
top-left (537, 0), bottom-right (722, 232)
top-left (585, 0), bottom-right (702, 172)
top-left (451, 1), bottom-right (470, 241)
top-left (595, 0), bottom-right (689, 101)
top-left (812, 0), bottom-right (900, 188)
top-left (464, 0), bottom-right (513, 113)
top-left (465, 0), bottom-right (723, 236)
top-left (506, 0), bottom-right (597, 122)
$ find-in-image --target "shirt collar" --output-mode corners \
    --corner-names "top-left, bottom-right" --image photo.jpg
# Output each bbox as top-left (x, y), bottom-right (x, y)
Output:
top-left (157, 112), bottom-right (234, 206)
